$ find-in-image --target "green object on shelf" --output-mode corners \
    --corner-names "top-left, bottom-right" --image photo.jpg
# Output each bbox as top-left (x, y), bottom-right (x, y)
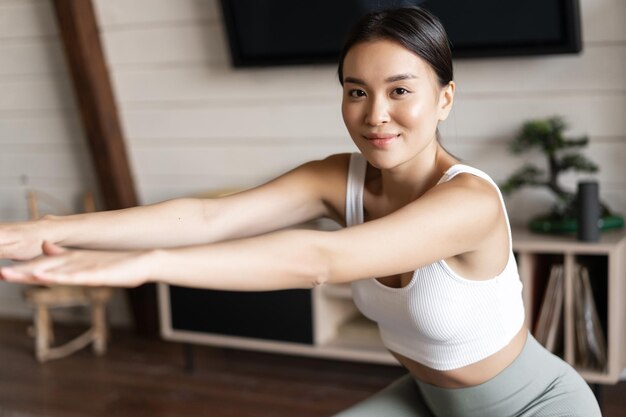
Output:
top-left (529, 215), bottom-right (625, 234)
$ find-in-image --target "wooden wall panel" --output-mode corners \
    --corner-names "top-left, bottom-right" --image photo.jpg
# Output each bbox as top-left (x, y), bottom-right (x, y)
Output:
top-left (454, 45), bottom-right (626, 93)
top-left (0, 111), bottom-right (84, 145)
top-left (0, 0), bottom-right (57, 38)
top-left (93, 0), bottom-right (219, 28)
top-left (442, 94), bottom-right (626, 139)
top-left (0, 143), bottom-right (92, 178)
top-left (0, 73), bottom-right (76, 111)
top-left (0, 39), bottom-right (65, 76)
top-left (581, 0), bottom-right (626, 42)
top-left (452, 141), bottom-right (626, 182)
top-left (101, 24), bottom-right (227, 67)
top-left (111, 66), bottom-right (341, 103)
top-left (121, 101), bottom-right (344, 140)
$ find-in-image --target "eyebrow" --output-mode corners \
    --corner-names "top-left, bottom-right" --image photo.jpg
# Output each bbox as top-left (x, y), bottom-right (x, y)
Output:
top-left (343, 73), bottom-right (418, 85)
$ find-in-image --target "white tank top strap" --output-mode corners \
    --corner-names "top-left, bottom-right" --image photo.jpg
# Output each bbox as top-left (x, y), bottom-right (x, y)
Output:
top-left (346, 153), bottom-right (367, 227)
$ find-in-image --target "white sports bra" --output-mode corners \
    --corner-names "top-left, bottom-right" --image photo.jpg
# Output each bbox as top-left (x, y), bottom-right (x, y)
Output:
top-left (346, 153), bottom-right (525, 371)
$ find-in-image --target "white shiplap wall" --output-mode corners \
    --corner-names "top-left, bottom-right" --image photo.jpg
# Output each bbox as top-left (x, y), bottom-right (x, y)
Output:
top-left (0, 0), bottom-right (624, 324)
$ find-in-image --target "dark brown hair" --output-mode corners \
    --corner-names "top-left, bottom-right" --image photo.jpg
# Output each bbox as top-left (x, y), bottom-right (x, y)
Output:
top-left (337, 6), bottom-right (453, 87)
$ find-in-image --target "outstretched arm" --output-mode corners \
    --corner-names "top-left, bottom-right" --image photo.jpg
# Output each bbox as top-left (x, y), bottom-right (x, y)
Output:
top-left (1, 173), bottom-right (504, 290)
top-left (0, 155), bottom-right (347, 261)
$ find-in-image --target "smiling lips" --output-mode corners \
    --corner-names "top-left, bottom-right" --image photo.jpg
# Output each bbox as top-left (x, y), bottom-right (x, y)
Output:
top-left (365, 133), bottom-right (400, 147)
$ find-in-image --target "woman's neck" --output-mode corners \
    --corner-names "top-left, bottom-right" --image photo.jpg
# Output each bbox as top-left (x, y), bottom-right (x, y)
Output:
top-left (375, 144), bottom-right (456, 208)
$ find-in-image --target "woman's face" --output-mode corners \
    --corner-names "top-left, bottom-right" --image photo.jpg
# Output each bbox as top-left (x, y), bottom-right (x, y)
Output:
top-left (341, 39), bottom-right (454, 170)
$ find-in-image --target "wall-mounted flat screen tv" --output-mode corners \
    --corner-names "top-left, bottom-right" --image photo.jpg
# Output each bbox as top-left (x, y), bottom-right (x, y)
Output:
top-left (220, 0), bottom-right (582, 67)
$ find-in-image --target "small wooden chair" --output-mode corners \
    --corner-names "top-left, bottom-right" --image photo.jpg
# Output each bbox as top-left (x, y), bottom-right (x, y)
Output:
top-left (22, 190), bottom-right (114, 362)
top-left (24, 285), bottom-right (113, 362)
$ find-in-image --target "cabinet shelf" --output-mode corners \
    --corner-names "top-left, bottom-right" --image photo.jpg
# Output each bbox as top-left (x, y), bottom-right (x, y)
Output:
top-left (513, 227), bottom-right (626, 384)
top-left (321, 283), bottom-right (353, 299)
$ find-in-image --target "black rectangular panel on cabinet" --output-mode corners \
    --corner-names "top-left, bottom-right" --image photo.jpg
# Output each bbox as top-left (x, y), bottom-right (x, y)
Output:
top-left (169, 286), bottom-right (314, 344)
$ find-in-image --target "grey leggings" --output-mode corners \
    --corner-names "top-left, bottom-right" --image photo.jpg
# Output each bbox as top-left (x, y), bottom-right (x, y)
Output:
top-left (333, 334), bottom-right (601, 417)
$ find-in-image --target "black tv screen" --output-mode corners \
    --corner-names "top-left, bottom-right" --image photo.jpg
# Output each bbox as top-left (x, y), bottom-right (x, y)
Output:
top-left (220, 0), bottom-right (582, 67)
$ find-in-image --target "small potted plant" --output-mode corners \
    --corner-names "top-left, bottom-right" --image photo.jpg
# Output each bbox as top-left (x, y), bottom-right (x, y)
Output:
top-left (500, 116), bottom-right (624, 234)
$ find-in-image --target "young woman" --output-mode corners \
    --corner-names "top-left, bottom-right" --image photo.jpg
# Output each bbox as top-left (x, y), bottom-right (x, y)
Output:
top-left (0, 7), bottom-right (601, 417)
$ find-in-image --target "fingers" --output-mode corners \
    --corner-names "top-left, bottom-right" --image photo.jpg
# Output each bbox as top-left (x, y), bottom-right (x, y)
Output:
top-left (32, 261), bottom-right (96, 285)
top-left (2, 255), bottom-right (103, 286)
top-left (0, 266), bottom-right (49, 285)
top-left (29, 270), bottom-right (77, 285)
top-left (0, 266), bottom-right (28, 281)
top-left (2, 263), bottom-right (90, 286)
top-left (0, 251), bottom-right (68, 284)
top-left (1, 248), bottom-right (145, 288)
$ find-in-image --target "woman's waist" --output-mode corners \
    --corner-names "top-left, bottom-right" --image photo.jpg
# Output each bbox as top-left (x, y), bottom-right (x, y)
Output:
top-left (391, 325), bottom-right (529, 388)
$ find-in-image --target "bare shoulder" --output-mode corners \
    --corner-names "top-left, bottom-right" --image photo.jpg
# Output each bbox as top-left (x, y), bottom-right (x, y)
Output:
top-left (294, 153), bottom-right (351, 187)
top-left (431, 171), bottom-right (503, 222)
top-left (435, 172), bottom-right (510, 276)
top-left (307, 152), bottom-right (352, 174)
top-left (220, 153), bottom-right (352, 227)
top-left (415, 170), bottom-right (506, 255)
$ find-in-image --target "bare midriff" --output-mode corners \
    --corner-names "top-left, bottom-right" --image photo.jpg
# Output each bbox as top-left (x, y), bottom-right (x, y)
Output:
top-left (391, 325), bottom-right (529, 388)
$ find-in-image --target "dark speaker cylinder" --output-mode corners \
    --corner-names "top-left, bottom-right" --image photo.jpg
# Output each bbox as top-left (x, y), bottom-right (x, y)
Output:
top-left (577, 181), bottom-right (600, 242)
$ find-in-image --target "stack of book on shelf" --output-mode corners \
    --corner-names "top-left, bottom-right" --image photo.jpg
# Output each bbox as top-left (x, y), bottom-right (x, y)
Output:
top-left (533, 263), bottom-right (607, 371)
top-left (572, 264), bottom-right (607, 371)
top-left (534, 264), bottom-right (564, 355)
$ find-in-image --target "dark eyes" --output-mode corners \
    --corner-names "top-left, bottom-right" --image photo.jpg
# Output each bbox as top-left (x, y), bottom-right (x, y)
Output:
top-left (347, 88), bottom-right (410, 98)
top-left (348, 89), bottom-right (366, 98)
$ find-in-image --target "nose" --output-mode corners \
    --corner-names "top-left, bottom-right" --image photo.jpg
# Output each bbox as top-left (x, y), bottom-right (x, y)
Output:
top-left (364, 97), bottom-right (390, 126)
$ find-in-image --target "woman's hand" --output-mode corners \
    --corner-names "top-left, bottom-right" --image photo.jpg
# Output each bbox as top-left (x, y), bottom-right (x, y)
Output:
top-left (0, 241), bottom-right (154, 287)
top-left (0, 221), bottom-right (48, 261)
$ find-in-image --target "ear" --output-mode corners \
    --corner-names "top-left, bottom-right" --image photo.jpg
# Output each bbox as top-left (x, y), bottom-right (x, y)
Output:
top-left (437, 81), bottom-right (455, 122)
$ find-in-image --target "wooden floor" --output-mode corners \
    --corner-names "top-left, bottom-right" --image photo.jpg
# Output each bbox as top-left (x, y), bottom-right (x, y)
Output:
top-left (0, 318), bottom-right (624, 417)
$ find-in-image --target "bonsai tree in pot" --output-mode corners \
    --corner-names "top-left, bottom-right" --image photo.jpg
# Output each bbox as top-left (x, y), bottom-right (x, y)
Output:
top-left (500, 116), bottom-right (623, 233)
